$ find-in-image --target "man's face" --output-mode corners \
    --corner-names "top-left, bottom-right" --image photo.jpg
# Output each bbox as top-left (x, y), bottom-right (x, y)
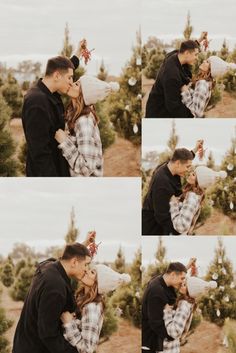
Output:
top-left (71, 255), bottom-right (91, 281)
top-left (55, 68), bottom-right (74, 94)
top-left (184, 48), bottom-right (199, 65)
top-left (170, 271), bottom-right (186, 290)
top-left (176, 160), bottom-right (192, 177)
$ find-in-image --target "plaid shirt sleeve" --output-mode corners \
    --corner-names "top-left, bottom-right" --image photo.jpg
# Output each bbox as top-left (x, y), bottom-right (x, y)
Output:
top-left (163, 300), bottom-right (192, 339)
top-left (181, 80), bottom-right (211, 118)
top-left (63, 303), bottom-right (103, 353)
top-left (58, 115), bottom-right (100, 176)
top-left (170, 192), bottom-right (200, 234)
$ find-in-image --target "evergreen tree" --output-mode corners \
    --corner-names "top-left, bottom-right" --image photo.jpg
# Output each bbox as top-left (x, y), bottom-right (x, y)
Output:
top-left (17, 140), bottom-right (27, 175)
top-left (11, 260), bottom-right (36, 301)
top-left (114, 246), bottom-right (126, 273)
top-left (206, 150), bottom-right (216, 169)
top-left (106, 30), bottom-right (141, 144)
top-left (1, 73), bottom-right (23, 118)
top-left (65, 207), bottom-right (79, 244)
top-left (211, 134), bottom-right (236, 218)
top-left (100, 298), bottom-right (118, 339)
top-left (97, 59), bottom-right (108, 81)
top-left (0, 260), bottom-right (14, 288)
top-left (0, 304), bottom-right (13, 353)
top-left (0, 93), bottom-right (18, 176)
top-left (167, 120), bottom-right (179, 152)
top-left (219, 39), bottom-right (230, 61)
top-left (60, 23), bottom-right (73, 57)
top-left (199, 238), bottom-right (236, 326)
top-left (183, 11), bottom-right (193, 40)
top-left (94, 100), bottom-right (115, 150)
top-left (143, 47), bottom-right (166, 79)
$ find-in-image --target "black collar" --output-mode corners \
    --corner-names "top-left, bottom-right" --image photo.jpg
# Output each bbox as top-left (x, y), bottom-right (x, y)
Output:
top-left (55, 260), bottom-right (72, 287)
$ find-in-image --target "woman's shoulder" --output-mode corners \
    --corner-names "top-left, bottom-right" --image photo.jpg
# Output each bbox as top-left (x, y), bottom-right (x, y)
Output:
top-left (83, 301), bottom-right (103, 314)
top-left (186, 191), bottom-right (201, 202)
top-left (178, 299), bottom-right (193, 311)
top-left (196, 79), bottom-right (211, 89)
top-left (75, 113), bottom-right (95, 128)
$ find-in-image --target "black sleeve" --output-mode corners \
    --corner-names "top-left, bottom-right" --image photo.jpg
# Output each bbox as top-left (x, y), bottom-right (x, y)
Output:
top-left (38, 288), bottom-right (77, 353)
top-left (152, 183), bottom-right (179, 235)
top-left (147, 291), bottom-right (173, 340)
top-left (23, 106), bottom-right (58, 176)
top-left (163, 77), bottom-right (193, 118)
top-left (70, 56), bottom-right (80, 71)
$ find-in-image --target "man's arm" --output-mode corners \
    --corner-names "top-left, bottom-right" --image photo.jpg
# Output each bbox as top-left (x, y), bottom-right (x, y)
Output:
top-left (38, 288), bottom-right (78, 353)
top-left (23, 106), bottom-right (58, 176)
top-left (163, 77), bottom-right (193, 118)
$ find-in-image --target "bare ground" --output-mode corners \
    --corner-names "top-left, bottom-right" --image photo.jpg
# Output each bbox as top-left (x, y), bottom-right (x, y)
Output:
top-left (9, 119), bottom-right (141, 177)
top-left (97, 319), bottom-right (141, 353)
top-left (142, 76), bottom-right (236, 118)
top-left (181, 320), bottom-right (228, 353)
top-left (195, 209), bottom-right (236, 236)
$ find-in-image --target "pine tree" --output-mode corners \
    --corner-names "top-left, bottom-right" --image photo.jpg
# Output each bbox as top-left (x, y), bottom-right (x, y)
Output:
top-left (0, 260), bottom-right (14, 287)
top-left (1, 73), bottom-right (23, 118)
top-left (94, 100), bottom-right (115, 150)
top-left (183, 11), bottom-right (193, 40)
top-left (219, 39), bottom-right (230, 61)
top-left (97, 59), bottom-right (108, 81)
top-left (106, 30), bottom-right (141, 144)
top-left (65, 207), bottom-right (79, 244)
top-left (167, 120), bottom-right (179, 152)
top-left (206, 150), bottom-right (216, 169)
top-left (211, 134), bottom-right (236, 218)
top-left (0, 93), bottom-right (18, 176)
top-left (0, 304), bottom-right (13, 353)
top-left (114, 246), bottom-right (126, 273)
top-left (60, 23), bottom-right (73, 57)
top-left (100, 298), bottom-right (118, 339)
top-left (199, 238), bottom-right (236, 326)
top-left (11, 260), bottom-right (36, 301)
top-left (143, 47), bottom-right (166, 79)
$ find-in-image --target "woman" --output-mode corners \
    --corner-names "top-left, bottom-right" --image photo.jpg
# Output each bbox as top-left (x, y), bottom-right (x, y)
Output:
top-left (61, 264), bottom-right (131, 353)
top-left (170, 165), bottom-right (227, 235)
top-left (163, 276), bottom-right (217, 353)
top-left (181, 56), bottom-right (236, 118)
top-left (55, 76), bottom-right (119, 176)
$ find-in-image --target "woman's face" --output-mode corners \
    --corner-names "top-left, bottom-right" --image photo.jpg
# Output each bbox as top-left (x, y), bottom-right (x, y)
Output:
top-left (81, 268), bottom-right (97, 287)
top-left (199, 60), bottom-right (210, 73)
top-left (67, 80), bottom-right (81, 99)
top-left (179, 281), bottom-right (188, 295)
top-left (186, 170), bottom-right (197, 185)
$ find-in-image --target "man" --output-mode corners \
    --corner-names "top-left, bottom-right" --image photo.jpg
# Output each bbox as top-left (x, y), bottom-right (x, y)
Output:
top-left (142, 262), bottom-right (187, 353)
top-left (142, 140), bottom-right (203, 235)
top-left (22, 43), bottom-right (84, 176)
top-left (145, 40), bottom-right (199, 118)
top-left (13, 232), bottom-right (95, 353)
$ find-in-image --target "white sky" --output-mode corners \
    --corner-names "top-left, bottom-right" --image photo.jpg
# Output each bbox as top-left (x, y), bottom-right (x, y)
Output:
top-left (142, 236), bottom-right (236, 276)
top-left (0, 0), bottom-right (141, 75)
top-left (142, 0), bottom-right (236, 50)
top-left (0, 178), bottom-right (141, 262)
top-left (142, 119), bottom-right (236, 165)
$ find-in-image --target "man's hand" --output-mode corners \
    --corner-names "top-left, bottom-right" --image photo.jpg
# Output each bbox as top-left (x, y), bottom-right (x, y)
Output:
top-left (75, 39), bottom-right (87, 59)
top-left (186, 257), bottom-right (197, 270)
top-left (82, 231), bottom-right (96, 247)
top-left (192, 139), bottom-right (204, 154)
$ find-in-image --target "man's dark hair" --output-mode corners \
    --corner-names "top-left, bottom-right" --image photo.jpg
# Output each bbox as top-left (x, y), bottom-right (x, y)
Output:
top-left (179, 40), bottom-right (199, 54)
top-left (61, 243), bottom-right (90, 260)
top-left (171, 148), bottom-right (194, 163)
top-left (45, 56), bottom-right (74, 76)
top-left (166, 262), bottom-right (187, 274)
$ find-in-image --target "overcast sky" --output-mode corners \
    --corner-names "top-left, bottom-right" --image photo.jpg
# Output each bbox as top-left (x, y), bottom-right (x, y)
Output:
top-left (0, 0), bottom-right (141, 75)
top-left (0, 178), bottom-right (141, 262)
top-left (142, 119), bottom-right (236, 165)
top-left (142, 236), bottom-right (236, 276)
top-left (142, 0), bottom-right (236, 50)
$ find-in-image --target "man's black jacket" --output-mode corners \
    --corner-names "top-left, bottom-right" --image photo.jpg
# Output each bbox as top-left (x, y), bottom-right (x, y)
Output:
top-left (13, 259), bottom-right (78, 353)
top-left (145, 52), bottom-right (194, 118)
top-left (22, 56), bottom-right (79, 176)
top-left (142, 275), bottom-right (177, 352)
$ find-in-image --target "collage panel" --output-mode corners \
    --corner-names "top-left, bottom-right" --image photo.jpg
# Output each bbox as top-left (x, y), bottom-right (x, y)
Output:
top-left (0, 177), bottom-right (141, 353)
top-left (142, 236), bottom-right (236, 353)
top-left (142, 0), bottom-right (236, 119)
top-left (0, 0), bottom-right (141, 178)
top-left (142, 119), bottom-right (236, 236)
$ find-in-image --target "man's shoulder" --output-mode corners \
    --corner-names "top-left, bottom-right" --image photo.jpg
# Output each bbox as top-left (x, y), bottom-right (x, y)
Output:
top-left (24, 85), bottom-right (49, 107)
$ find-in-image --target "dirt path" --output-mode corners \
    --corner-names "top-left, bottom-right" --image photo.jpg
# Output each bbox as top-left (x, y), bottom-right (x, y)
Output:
top-left (142, 76), bottom-right (236, 118)
top-left (181, 320), bottom-right (227, 353)
top-left (195, 209), bottom-right (236, 235)
top-left (0, 284), bottom-right (23, 348)
top-left (97, 319), bottom-right (141, 353)
top-left (103, 136), bottom-right (140, 177)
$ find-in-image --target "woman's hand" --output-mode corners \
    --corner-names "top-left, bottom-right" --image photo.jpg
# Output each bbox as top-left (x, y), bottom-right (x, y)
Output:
top-left (181, 84), bottom-right (189, 93)
top-left (164, 304), bottom-right (173, 311)
top-left (170, 195), bottom-right (178, 203)
top-left (61, 311), bottom-right (75, 324)
top-left (55, 129), bottom-right (67, 144)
